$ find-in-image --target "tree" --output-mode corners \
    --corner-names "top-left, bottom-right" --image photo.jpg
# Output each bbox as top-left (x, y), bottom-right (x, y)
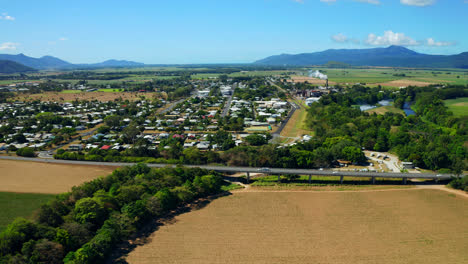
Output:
top-left (16, 147), bottom-right (35, 157)
top-left (341, 146), bottom-right (366, 163)
top-left (122, 124), bottom-right (140, 144)
top-left (245, 134), bottom-right (268, 146)
top-left (74, 198), bottom-right (108, 228)
top-left (183, 147), bottom-right (204, 165)
top-left (29, 239), bottom-right (64, 264)
top-left (104, 115), bottom-right (121, 129)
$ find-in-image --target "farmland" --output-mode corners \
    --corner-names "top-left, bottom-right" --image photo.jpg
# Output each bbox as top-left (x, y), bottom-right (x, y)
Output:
top-left (0, 192), bottom-right (55, 232)
top-left (0, 160), bottom-right (115, 194)
top-left (15, 91), bottom-right (159, 102)
top-left (126, 189), bottom-right (468, 264)
top-left (444, 97), bottom-right (468, 117)
top-left (293, 67), bottom-right (468, 87)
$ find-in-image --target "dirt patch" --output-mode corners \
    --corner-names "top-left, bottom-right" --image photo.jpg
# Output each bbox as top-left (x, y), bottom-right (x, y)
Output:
top-left (126, 189), bottom-right (468, 264)
top-left (15, 91), bottom-right (159, 102)
top-left (0, 160), bottom-right (115, 194)
top-left (288, 76), bottom-right (336, 85)
top-left (376, 79), bottom-right (434, 87)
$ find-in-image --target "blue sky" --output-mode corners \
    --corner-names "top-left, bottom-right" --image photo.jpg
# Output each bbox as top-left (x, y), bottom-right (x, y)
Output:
top-left (1, 0), bottom-right (467, 64)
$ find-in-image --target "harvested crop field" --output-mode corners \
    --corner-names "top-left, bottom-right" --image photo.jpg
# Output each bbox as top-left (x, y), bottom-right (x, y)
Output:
top-left (376, 79), bottom-right (434, 87)
top-left (289, 76), bottom-right (336, 85)
top-left (15, 91), bottom-right (159, 102)
top-left (0, 160), bottom-right (115, 194)
top-left (126, 189), bottom-right (468, 264)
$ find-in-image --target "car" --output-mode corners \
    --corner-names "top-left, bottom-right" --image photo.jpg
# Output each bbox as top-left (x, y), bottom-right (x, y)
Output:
top-left (319, 168), bottom-right (324, 171)
top-left (257, 167), bottom-right (271, 172)
top-left (332, 171), bottom-right (338, 174)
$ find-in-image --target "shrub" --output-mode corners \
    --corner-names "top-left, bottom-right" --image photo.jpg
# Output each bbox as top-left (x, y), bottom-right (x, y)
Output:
top-left (16, 147), bottom-right (36, 157)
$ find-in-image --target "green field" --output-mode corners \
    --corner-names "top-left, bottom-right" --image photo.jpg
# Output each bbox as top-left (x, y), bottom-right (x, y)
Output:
top-left (444, 97), bottom-right (468, 117)
top-left (60, 89), bottom-right (82, 94)
top-left (0, 192), bottom-right (55, 231)
top-left (303, 68), bottom-right (468, 86)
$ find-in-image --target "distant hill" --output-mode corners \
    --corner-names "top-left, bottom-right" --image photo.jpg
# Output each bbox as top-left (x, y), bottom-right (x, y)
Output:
top-left (0, 60), bottom-right (36, 73)
top-left (0, 54), bottom-right (72, 70)
top-left (81, 59), bottom-right (145, 68)
top-left (255, 46), bottom-right (468, 68)
top-left (0, 54), bottom-right (145, 70)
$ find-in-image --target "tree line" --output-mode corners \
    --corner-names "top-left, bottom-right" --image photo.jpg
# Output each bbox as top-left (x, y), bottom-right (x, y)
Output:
top-left (0, 164), bottom-right (224, 263)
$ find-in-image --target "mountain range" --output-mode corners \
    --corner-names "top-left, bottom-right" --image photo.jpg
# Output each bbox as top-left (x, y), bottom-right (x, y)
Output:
top-left (0, 60), bottom-right (36, 74)
top-left (2, 46), bottom-right (468, 73)
top-left (255, 46), bottom-right (468, 68)
top-left (0, 53), bottom-right (144, 71)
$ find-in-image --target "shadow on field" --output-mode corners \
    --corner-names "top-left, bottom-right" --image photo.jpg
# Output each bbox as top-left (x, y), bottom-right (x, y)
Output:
top-left (106, 192), bottom-right (232, 264)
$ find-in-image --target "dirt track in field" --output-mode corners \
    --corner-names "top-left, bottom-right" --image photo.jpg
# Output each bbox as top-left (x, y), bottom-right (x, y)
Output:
top-left (0, 160), bottom-right (115, 194)
top-left (15, 91), bottom-right (158, 102)
top-left (126, 189), bottom-right (468, 264)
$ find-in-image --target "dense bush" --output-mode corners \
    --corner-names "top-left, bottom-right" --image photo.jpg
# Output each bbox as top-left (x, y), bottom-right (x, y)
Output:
top-left (449, 175), bottom-right (468, 192)
top-left (0, 164), bottom-right (224, 263)
top-left (16, 147), bottom-right (36, 157)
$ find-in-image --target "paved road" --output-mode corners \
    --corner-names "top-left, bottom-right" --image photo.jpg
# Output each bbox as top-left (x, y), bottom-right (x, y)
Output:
top-left (0, 156), bottom-right (454, 180)
top-left (159, 98), bottom-right (186, 115)
top-left (221, 94), bottom-right (233, 117)
top-left (270, 101), bottom-right (298, 143)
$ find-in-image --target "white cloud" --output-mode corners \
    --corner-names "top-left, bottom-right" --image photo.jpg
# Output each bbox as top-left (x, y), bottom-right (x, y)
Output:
top-left (0, 42), bottom-right (19, 51)
top-left (331, 33), bottom-right (360, 44)
top-left (0, 12), bottom-right (15, 20)
top-left (331, 33), bottom-right (348, 43)
top-left (59, 37), bottom-right (68, 41)
top-left (400, 0), bottom-right (435, 6)
top-left (320, 0), bottom-right (379, 3)
top-left (426, 38), bottom-right (454, 47)
top-left (292, 0), bottom-right (304, 3)
top-left (354, 0), bottom-right (380, 4)
top-left (365, 30), bottom-right (419, 46)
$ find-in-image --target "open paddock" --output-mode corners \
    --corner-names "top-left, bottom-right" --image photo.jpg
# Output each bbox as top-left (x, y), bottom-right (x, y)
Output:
top-left (0, 160), bottom-right (115, 194)
top-left (14, 91), bottom-right (160, 102)
top-left (126, 189), bottom-right (468, 264)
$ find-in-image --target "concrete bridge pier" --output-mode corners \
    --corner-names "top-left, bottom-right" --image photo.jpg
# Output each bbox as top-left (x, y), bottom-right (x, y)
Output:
top-left (278, 174), bottom-right (281, 182)
top-left (246, 172), bottom-right (250, 184)
top-left (340, 175), bottom-right (344, 184)
top-left (308, 175), bottom-right (312, 184)
top-left (403, 177), bottom-right (407, 185)
top-left (371, 177), bottom-right (376, 185)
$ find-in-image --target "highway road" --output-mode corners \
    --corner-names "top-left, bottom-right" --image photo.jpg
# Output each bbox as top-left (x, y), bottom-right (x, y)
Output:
top-left (221, 94), bottom-right (233, 117)
top-left (0, 156), bottom-right (454, 181)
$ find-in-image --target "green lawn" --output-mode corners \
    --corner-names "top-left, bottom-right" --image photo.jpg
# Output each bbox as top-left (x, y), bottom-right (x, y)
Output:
top-left (97, 88), bottom-right (120, 92)
top-left (0, 192), bottom-right (55, 232)
top-left (444, 97), bottom-right (468, 117)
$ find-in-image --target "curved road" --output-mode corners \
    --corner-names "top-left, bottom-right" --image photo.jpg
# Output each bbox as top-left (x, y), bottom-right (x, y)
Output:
top-left (0, 156), bottom-right (454, 181)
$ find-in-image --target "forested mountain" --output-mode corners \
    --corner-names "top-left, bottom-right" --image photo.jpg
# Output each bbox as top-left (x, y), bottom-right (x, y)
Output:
top-left (0, 60), bottom-right (36, 73)
top-left (0, 54), bottom-right (144, 70)
top-left (78, 59), bottom-right (145, 68)
top-left (0, 54), bottom-right (72, 70)
top-left (255, 46), bottom-right (468, 68)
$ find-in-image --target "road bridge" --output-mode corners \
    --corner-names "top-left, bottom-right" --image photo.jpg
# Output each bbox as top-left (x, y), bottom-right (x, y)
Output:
top-left (0, 156), bottom-right (454, 184)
